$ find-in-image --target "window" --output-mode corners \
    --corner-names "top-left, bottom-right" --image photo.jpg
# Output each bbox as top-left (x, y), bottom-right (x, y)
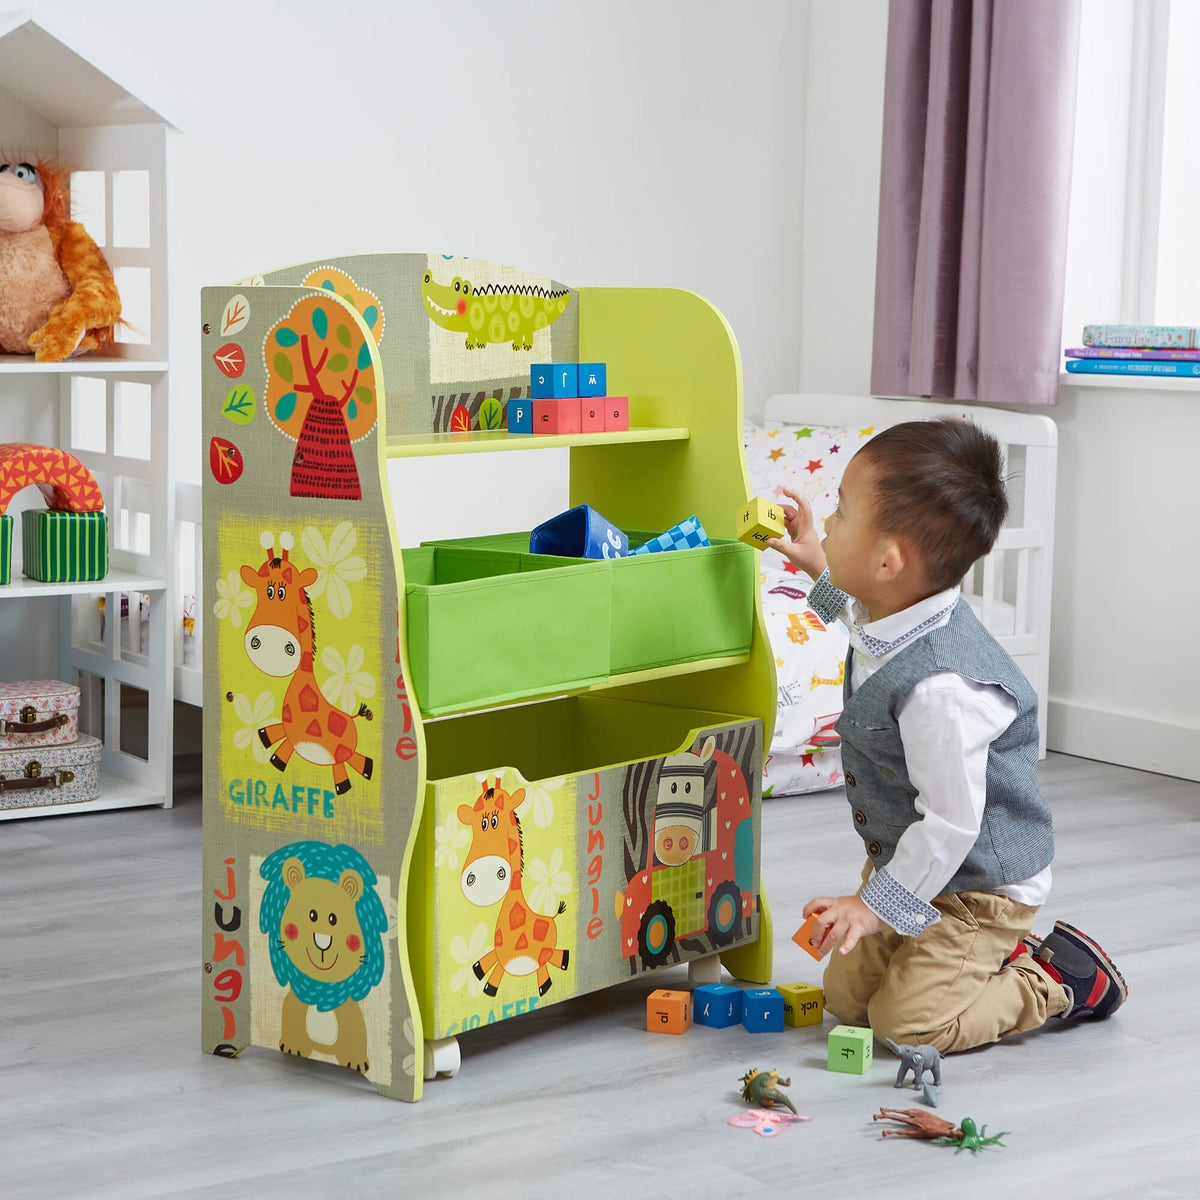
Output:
top-left (1061, 0), bottom-right (1200, 349)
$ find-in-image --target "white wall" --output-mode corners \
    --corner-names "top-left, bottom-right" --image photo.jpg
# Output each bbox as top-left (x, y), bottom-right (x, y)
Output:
top-left (798, 2), bottom-right (1200, 782)
top-left (797, 1), bottom-right (887, 401)
top-left (31, 0), bottom-right (809, 493)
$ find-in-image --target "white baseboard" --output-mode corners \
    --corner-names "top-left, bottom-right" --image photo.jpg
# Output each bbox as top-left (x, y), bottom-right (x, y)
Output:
top-left (1046, 698), bottom-right (1200, 783)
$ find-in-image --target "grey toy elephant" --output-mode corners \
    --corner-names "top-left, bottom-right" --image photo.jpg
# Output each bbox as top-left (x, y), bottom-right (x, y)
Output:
top-left (883, 1038), bottom-right (942, 1090)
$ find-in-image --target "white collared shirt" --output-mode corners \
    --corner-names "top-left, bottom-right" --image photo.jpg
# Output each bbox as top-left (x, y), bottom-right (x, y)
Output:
top-left (837, 585), bottom-right (1052, 929)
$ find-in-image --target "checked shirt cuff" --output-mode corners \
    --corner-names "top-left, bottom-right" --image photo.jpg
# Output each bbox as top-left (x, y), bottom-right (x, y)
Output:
top-left (861, 866), bottom-right (941, 938)
top-left (807, 568), bottom-right (849, 625)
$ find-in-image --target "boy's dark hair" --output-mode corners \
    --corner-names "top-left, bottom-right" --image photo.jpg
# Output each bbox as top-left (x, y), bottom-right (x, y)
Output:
top-left (856, 418), bottom-right (1008, 591)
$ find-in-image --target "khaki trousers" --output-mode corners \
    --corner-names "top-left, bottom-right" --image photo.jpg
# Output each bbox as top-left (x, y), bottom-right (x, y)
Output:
top-left (821, 862), bottom-right (1070, 1054)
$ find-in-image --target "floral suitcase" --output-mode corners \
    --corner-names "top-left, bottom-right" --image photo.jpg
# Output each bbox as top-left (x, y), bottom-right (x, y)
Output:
top-left (0, 679), bottom-right (81, 750)
top-left (0, 733), bottom-right (101, 810)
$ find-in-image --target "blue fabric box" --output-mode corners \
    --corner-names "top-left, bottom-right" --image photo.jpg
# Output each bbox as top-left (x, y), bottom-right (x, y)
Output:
top-left (630, 515), bottom-right (711, 555)
top-left (530, 504), bottom-right (628, 560)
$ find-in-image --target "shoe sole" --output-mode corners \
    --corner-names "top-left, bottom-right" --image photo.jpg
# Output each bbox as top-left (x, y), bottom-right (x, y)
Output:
top-left (1052, 920), bottom-right (1129, 1003)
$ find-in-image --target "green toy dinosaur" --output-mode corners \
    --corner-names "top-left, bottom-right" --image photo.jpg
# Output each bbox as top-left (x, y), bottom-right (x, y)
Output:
top-left (739, 1068), bottom-right (798, 1114)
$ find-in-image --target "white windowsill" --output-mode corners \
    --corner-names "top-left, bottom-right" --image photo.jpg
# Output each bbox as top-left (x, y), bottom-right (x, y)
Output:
top-left (1058, 371), bottom-right (1200, 393)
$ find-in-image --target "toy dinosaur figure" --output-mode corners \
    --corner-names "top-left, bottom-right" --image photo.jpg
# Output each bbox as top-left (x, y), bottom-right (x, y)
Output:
top-left (739, 1068), bottom-right (797, 1114)
top-left (873, 1108), bottom-right (1008, 1153)
top-left (0, 156), bottom-right (121, 361)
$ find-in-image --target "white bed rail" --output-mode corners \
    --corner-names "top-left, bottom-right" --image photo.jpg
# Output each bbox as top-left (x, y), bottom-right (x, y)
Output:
top-left (763, 393), bottom-right (1056, 756)
top-left (174, 480), bottom-right (202, 707)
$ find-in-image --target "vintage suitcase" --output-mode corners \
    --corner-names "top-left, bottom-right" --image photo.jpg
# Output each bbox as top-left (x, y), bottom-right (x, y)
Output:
top-left (0, 733), bottom-right (101, 811)
top-left (0, 679), bottom-right (81, 750)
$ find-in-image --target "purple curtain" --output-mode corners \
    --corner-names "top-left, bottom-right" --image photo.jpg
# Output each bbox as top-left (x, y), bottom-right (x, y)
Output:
top-left (870, 0), bottom-right (1080, 406)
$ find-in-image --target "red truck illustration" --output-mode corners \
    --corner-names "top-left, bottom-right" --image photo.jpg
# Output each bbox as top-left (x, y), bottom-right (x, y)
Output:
top-left (616, 735), bottom-right (756, 968)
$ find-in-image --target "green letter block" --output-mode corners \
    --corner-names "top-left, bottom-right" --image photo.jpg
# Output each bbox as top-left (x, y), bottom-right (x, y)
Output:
top-left (827, 1024), bottom-right (873, 1074)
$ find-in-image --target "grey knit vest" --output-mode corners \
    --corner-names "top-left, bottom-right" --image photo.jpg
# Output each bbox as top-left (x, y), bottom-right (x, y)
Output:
top-left (838, 598), bottom-right (1053, 892)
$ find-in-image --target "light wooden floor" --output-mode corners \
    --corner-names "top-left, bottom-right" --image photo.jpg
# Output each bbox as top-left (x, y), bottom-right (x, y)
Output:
top-left (3, 751), bottom-right (1197, 1199)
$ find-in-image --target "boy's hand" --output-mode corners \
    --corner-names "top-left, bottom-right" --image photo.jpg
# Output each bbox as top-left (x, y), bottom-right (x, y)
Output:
top-left (802, 894), bottom-right (887, 957)
top-left (766, 487), bottom-right (827, 579)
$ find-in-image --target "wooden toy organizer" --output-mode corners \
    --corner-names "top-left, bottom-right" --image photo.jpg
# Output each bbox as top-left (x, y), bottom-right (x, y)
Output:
top-left (200, 255), bottom-right (775, 1100)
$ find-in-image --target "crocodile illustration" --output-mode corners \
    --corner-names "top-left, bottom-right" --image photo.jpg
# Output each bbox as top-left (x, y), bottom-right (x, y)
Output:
top-left (421, 269), bottom-right (570, 350)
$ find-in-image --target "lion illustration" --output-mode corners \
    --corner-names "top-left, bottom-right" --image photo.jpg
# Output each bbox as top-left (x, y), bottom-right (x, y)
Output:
top-left (259, 840), bottom-right (388, 1074)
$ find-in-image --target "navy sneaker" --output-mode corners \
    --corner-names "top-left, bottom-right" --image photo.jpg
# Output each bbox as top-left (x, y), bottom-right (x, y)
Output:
top-left (1005, 931), bottom-right (1042, 965)
top-left (1032, 920), bottom-right (1128, 1019)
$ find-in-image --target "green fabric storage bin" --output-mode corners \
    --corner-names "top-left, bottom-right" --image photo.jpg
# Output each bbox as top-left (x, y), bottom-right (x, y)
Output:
top-left (21, 509), bottom-right (108, 583)
top-left (609, 531), bottom-right (754, 673)
top-left (0, 513), bottom-right (10, 585)
top-left (414, 527), bottom-right (755, 694)
top-left (403, 546), bottom-right (611, 715)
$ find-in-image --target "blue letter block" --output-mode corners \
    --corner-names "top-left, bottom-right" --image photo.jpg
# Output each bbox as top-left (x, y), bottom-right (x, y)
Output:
top-left (693, 983), bottom-right (743, 1028)
top-left (531, 364), bottom-right (554, 398)
top-left (741, 988), bottom-right (785, 1033)
top-left (507, 398), bottom-right (533, 433)
top-left (551, 364), bottom-right (578, 398)
top-left (577, 362), bottom-right (606, 397)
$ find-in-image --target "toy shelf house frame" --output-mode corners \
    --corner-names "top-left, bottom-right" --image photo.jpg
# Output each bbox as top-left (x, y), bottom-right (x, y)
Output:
top-left (200, 253), bottom-right (777, 1100)
top-left (0, 11), bottom-right (178, 818)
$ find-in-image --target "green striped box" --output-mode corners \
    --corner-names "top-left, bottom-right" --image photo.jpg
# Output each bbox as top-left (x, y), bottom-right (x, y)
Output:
top-left (21, 509), bottom-right (108, 583)
top-left (0, 514), bottom-right (10, 585)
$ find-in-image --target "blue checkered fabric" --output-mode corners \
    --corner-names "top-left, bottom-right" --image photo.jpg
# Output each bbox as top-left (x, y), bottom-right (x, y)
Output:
top-left (630, 515), bottom-right (711, 555)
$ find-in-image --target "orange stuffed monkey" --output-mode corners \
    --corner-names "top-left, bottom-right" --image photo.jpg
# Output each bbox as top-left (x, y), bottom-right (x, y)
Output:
top-left (0, 155), bottom-right (121, 361)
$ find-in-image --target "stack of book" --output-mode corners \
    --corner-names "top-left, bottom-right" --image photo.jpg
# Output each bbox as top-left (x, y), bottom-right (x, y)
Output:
top-left (1065, 325), bottom-right (1200, 378)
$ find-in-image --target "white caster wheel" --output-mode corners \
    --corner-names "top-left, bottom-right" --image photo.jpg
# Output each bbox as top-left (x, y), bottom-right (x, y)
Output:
top-left (423, 1035), bottom-right (461, 1080)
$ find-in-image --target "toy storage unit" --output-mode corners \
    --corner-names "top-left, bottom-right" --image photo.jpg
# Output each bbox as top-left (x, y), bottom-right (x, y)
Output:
top-left (200, 253), bottom-right (776, 1101)
top-left (0, 14), bottom-right (178, 819)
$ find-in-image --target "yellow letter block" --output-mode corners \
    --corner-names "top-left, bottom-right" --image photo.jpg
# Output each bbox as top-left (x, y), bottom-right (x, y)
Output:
top-left (778, 981), bottom-right (824, 1027)
top-left (736, 496), bottom-right (785, 548)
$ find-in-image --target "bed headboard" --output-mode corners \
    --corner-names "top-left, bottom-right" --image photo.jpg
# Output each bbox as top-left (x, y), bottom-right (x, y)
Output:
top-left (761, 393), bottom-right (1057, 756)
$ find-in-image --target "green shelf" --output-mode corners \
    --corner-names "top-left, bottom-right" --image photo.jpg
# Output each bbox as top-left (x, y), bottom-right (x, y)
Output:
top-left (385, 426), bottom-right (690, 458)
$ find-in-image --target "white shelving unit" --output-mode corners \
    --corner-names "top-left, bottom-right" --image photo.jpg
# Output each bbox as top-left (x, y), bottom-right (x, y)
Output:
top-left (0, 12), bottom-right (178, 819)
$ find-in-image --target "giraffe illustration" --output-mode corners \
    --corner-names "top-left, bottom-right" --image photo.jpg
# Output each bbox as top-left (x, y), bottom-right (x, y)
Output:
top-left (240, 531), bottom-right (373, 795)
top-left (810, 662), bottom-right (845, 690)
top-left (456, 777), bottom-right (570, 999)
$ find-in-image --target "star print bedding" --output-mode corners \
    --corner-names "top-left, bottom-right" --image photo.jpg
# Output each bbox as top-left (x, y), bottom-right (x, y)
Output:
top-left (743, 419), bottom-right (876, 796)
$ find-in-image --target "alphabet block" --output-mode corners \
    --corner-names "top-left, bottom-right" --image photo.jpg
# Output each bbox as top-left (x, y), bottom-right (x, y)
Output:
top-left (778, 982), bottom-right (824, 1027)
top-left (647, 988), bottom-right (691, 1034)
top-left (604, 396), bottom-right (629, 431)
top-left (692, 983), bottom-right (743, 1028)
top-left (827, 1024), bottom-right (873, 1074)
top-left (736, 496), bottom-right (786, 549)
top-left (741, 988), bottom-right (785, 1033)
top-left (507, 398), bottom-right (533, 434)
top-left (580, 397), bottom-right (606, 432)
top-left (578, 362), bottom-right (607, 396)
top-left (552, 364), bottom-right (579, 398)
top-left (531, 364), bottom-right (554, 398)
top-left (533, 397), bottom-right (581, 435)
top-left (791, 912), bottom-right (824, 960)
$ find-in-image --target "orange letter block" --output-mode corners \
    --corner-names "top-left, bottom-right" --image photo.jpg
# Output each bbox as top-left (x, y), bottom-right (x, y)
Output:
top-left (792, 913), bottom-right (824, 960)
top-left (647, 988), bottom-right (691, 1034)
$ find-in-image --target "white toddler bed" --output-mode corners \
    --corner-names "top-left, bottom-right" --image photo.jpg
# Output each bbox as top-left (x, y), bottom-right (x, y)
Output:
top-left (748, 393), bottom-right (1057, 797)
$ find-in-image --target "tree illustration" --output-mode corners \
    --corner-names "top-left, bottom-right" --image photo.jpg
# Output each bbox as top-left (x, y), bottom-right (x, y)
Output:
top-left (264, 294), bottom-right (379, 500)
